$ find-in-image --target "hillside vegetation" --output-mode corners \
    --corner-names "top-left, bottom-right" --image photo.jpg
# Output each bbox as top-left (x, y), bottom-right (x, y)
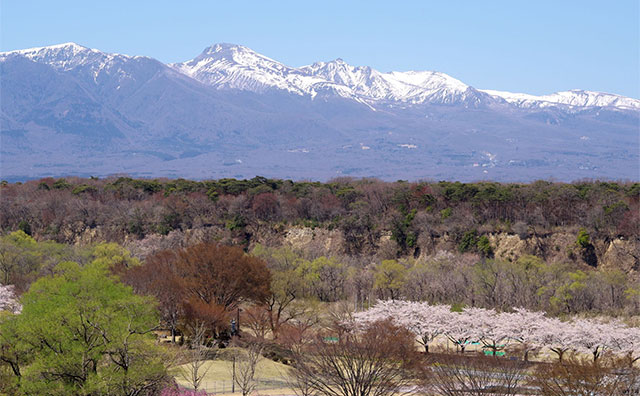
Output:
top-left (1, 177), bottom-right (637, 260)
top-left (1, 177), bottom-right (638, 316)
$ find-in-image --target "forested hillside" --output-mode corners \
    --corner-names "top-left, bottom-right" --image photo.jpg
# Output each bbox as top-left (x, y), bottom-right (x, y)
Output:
top-left (1, 177), bottom-right (638, 315)
top-left (1, 177), bottom-right (637, 257)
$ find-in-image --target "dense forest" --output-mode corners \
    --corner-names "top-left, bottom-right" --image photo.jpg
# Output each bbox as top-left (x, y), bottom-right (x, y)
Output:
top-left (1, 177), bottom-right (638, 251)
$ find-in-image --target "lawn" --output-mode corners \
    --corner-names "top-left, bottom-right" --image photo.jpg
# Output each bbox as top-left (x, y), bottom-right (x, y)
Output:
top-left (174, 347), bottom-right (293, 394)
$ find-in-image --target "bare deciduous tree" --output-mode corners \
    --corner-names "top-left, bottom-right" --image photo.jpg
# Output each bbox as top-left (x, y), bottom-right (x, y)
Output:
top-left (529, 356), bottom-right (640, 396)
top-left (180, 322), bottom-right (212, 392)
top-left (427, 354), bottom-right (527, 396)
top-left (242, 305), bottom-right (272, 340)
top-left (230, 343), bottom-right (264, 396)
top-left (290, 321), bottom-right (418, 396)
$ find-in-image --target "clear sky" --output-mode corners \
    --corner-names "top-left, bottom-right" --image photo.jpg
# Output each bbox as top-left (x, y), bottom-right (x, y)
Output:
top-left (2, 0), bottom-right (638, 98)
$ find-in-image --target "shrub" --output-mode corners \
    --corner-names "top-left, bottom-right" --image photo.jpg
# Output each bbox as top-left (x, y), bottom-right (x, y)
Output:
top-left (529, 357), bottom-right (639, 396)
top-left (52, 178), bottom-right (71, 189)
top-left (428, 354), bottom-right (527, 396)
top-left (440, 207), bottom-right (452, 220)
top-left (576, 228), bottom-right (591, 249)
top-left (458, 230), bottom-right (478, 253)
top-left (459, 230), bottom-right (494, 256)
top-left (72, 184), bottom-right (97, 195)
top-left (476, 235), bottom-right (493, 257)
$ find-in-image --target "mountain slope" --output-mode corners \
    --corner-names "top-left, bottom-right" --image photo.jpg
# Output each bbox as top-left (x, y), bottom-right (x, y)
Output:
top-left (1, 42), bottom-right (638, 182)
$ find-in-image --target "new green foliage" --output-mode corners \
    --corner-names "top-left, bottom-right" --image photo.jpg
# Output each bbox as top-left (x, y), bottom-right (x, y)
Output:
top-left (374, 260), bottom-right (407, 300)
top-left (458, 230), bottom-right (493, 257)
top-left (0, 259), bottom-right (168, 395)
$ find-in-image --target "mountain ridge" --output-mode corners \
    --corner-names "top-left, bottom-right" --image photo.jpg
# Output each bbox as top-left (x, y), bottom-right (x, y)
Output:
top-left (169, 42), bottom-right (640, 109)
top-left (4, 42), bottom-right (637, 109)
top-left (1, 42), bottom-right (638, 182)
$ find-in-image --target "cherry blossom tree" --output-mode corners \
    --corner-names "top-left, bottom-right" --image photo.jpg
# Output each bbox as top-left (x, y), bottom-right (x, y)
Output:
top-left (470, 307), bottom-right (510, 356)
top-left (529, 316), bottom-right (576, 362)
top-left (441, 308), bottom-right (485, 354)
top-left (611, 325), bottom-right (640, 367)
top-left (354, 300), bottom-right (638, 364)
top-left (355, 302), bottom-right (538, 355)
top-left (567, 318), bottom-right (623, 362)
top-left (353, 300), bottom-right (451, 353)
top-left (0, 285), bottom-right (20, 314)
top-left (495, 308), bottom-right (547, 361)
top-left (396, 303), bottom-right (452, 353)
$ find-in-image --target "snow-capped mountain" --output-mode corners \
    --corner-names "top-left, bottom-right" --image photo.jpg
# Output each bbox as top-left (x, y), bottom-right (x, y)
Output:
top-left (171, 44), bottom-right (495, 106)
top-left (298, 60), bottom-right (490, 106)
top-left (2, 42), bottom-right (108, 69)
top-left (1, 42), bottom-right (157, 82)
top-left (171, 43), bottom-right (639, 110)
top-left (5, 42), bottom-right (639, 110)
top-left (481, 89), bottom-right (640, 110)
top-left (1, 42), bottom-right (638, 182)
top-left (171, 43), bottom-right (309, 94)
top-left (0, 42), bottom-right (191, 94)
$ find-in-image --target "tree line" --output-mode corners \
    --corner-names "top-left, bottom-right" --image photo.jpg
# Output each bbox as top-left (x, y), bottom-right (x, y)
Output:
top-left (1, 177), bottom-right (637, 257)
top-left (354, 301), bottom-right (640, 363)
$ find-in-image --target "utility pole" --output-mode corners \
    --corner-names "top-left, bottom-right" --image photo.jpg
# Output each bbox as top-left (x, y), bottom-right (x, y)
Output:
top-left (237, 307), bottom-right (241, 333)
top-left (232, 355), bottom-right (236, 393)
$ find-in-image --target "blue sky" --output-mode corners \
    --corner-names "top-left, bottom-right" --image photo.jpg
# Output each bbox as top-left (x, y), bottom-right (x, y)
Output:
top-left (2, 0), bottom-right (638, 98)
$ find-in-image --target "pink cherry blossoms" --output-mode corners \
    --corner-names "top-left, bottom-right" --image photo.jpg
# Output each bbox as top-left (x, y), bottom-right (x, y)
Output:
top-left (353, 300), bottom-right (639, 361)
top-left (0, 284), bottom-right (20, 314)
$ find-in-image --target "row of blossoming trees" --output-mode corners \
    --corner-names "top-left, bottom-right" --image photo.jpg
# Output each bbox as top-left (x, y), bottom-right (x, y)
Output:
top-left (353, 300), bottom-right (640, 364)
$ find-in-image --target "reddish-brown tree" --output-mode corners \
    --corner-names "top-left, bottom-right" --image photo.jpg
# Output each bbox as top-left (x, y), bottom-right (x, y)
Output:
top-left (290, 321), bottom-right (418, 396)
top-left (176, 242), bottom-right (270, 308)
top-left (124, 249), bottom-right (184, 342)
top-left (175, 243), bottom-right (271, 335)
top-left (126, 242), bottom-right (271, 338)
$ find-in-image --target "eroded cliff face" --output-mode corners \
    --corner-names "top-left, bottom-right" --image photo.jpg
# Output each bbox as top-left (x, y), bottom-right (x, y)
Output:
top-left (73, 221), bottom-right (638, 275)
top-left (599, 238), bottom-right (639, 273)
top-left (281, 226), bottom-right (639, 274)
top-left (283, 227), bottom-right (345, 256)
top-left (487, 232), bottom-right (638, 272)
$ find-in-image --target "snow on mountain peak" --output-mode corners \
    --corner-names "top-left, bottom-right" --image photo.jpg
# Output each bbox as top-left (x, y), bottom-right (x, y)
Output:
top-left (171, 44), bottom-right (638, 109)
top-left (545, 89), bottom-right (640, 109)
top-left (6, 42), bottom-right (90, 54)
top-left (172, 44), bottom-right (483, 105)
top-left (0, 42), bottom-right (167, 90)
top-left (203, 43), bottom-right (244, 53)
top-left (171, 43), bottom-right (301, 93)
top-left (481, 88), bottom-right (640, 110)
top-left (3, 43), bottom-right (105, 74)
top-left (300, 59), bottom-right (376, 93)
top-left (1, 42), bottom-right (93, 64)
top-left (0, 42), bottom-right (152, 73)
top-left (5, 42), bottom-right (636, 110)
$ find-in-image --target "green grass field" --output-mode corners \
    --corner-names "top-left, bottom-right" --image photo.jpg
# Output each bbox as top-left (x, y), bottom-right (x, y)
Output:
top-left (174, 348), bottom-right (293, 394)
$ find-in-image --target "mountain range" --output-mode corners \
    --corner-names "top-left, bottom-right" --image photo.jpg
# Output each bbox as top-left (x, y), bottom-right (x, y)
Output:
top-left (1, 42), bottom-right (638, 182)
